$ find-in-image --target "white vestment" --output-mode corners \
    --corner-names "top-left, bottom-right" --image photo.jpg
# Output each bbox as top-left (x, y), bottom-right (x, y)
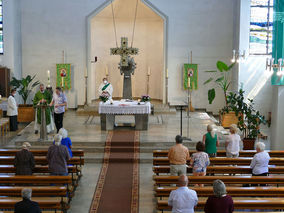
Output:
top-left (98, 83), bottom-right (113, 99)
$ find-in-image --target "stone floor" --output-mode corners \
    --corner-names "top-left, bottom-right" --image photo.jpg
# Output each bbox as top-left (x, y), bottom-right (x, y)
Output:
top-left (0, 110), bottom-right (271, 213)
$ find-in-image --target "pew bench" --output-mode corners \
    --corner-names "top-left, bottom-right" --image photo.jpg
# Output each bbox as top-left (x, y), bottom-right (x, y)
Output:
top-left (0, 119), bottom-right (9, 136)
top-left (0, 186), bottom-right (67, 197)
top-left (153, 175), bottom-right (284, 186)
top-left (153, 157), bottom-right (284, 166)
top-left (157, 198), bottom-right (284, 212)
top-left (153, 150), bottom-right (284, 158)
top-left (153, 165), bottom-right (284, 175)
top-left (155, 186), bottom-right (284, 198)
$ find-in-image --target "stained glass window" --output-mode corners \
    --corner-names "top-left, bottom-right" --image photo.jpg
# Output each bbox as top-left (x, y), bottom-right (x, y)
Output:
top-left (250, 0), bottom-right (273, 55)
top-left (0, 0), bottom-right (3, 54)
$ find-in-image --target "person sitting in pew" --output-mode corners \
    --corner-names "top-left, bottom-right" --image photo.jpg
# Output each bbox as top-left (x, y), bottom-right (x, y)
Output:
top-left (204, 180), bottom-right (234, 213)
top-left (190, 142), bottom-right (210, 187)
top-left (58, 128), bottom-right (73, 158)
top-left (14, 142), bottom-right (35, 175)
top-left (250, 142), bottom-right (270, 176)
top-left (225, 124), bottom-right (241, 158)
top-left (203, 124), bottom-right (219, 157)
top-left (14, 188), bottom-right (42, 213)
top-left (47, 134), bottom-right (70, 176)
top-left (168, 175), bottom-right (198, 213)
top-left (168, 135), bottom-right (190, 176)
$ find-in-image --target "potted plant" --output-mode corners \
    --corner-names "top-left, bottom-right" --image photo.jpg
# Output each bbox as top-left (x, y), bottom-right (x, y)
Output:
top-left (204, 61), bottom-right (236, 127)
top-left (10, 75), bottom-right (40, 122)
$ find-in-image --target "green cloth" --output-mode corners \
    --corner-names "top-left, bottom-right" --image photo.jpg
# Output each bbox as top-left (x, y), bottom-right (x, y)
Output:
top-left (33, 91), bottom-right (52, 125)
top-left (102, 83), bottom-right (110, 91)
top-left (205, 132), bottom-right (217, 154)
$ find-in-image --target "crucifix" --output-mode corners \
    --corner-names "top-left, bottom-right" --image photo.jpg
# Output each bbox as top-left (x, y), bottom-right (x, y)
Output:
top-left (110, 37), bottom-right (139, 99)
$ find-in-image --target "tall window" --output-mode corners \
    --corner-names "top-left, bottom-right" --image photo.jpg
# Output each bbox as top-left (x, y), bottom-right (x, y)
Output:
top-left (0, 0), bottom-right (3, 54)
top-left (250, 0), bottom-right (273, 55)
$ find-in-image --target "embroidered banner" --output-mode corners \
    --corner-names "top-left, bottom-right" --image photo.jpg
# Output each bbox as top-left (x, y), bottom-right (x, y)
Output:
top-left (183, 64), bottom-right (198, 90)
top-left (56, 64), bottom-right (71, 90)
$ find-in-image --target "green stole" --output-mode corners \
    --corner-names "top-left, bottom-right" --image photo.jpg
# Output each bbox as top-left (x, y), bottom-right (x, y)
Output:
top-left (102, 83), bottom-right (110, 91)
top-left (33, 91), bottom-right (52, 125)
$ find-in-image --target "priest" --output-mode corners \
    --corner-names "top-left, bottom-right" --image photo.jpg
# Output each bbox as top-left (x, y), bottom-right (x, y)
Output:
top-left (98, 77), bottom-right (113, 99)
top-left (33, 84), bottom-right (54, 134)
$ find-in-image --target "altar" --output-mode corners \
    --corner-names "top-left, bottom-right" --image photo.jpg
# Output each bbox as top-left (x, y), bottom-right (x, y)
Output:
top-left (98, 100), bottom-right (151, 130)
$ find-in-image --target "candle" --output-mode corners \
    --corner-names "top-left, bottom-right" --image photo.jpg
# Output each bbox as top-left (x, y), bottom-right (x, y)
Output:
top-left (187, 77), bottom-right (191, 88)
top-left (166, 69), bottom-right (168, 78)
top-left (84, 67), bottom-right (88, 77)
top-left (105, 66), bottom-right (109, 76)
top-left (47, 70), bottom-right (50, 87)
top-left (148, 67), bottom-right (151, 76)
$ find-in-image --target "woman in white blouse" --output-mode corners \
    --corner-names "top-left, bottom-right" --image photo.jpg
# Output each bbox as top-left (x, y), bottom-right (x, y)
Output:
top-left (225, 124), bottom-right (241, 158)
top-left (250, 142), bottom-right (270, 176)
top-left (7, 89), bottom-right (18, 131)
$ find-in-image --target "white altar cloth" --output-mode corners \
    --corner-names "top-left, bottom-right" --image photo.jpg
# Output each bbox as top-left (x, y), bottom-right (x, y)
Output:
top-left (99, 101), bottom-right (151, 115)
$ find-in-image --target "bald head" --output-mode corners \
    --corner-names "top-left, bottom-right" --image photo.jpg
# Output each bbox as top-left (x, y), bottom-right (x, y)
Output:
top-left (178, 175), bottom-right (188, 187)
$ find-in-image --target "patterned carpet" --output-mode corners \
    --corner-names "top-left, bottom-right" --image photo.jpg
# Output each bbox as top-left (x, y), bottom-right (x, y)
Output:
top-left (89, 130), bottom-right (140, 213)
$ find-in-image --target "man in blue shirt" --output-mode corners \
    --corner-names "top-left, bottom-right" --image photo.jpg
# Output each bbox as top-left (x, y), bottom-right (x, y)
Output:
top-left (50, 87), bottom-right (67, 133)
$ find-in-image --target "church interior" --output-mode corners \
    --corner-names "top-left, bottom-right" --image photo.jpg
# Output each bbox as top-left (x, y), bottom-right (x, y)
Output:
top-left (1, 0), bottom-right (284, 212)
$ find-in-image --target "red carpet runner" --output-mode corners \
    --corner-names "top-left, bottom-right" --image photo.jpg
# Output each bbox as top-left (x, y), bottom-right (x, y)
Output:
top-left (89, 130), bottom-right (140, 213)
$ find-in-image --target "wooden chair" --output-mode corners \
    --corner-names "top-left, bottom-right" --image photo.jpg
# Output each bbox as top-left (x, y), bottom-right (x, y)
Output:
top-left (0, 118), bottom-right (9, 136)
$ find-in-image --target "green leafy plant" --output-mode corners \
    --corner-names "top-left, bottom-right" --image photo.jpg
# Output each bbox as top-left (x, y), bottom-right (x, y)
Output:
top-left (204, 61), bottom-right (235, 106)
top-left (10, 75), bottom-right (40, 105)
top-left (223, 89), bottom-right (266, 139)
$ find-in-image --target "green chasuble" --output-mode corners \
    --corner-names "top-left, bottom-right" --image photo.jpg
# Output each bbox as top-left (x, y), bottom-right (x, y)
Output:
top-left (33, 90), bottom-right (52, 125)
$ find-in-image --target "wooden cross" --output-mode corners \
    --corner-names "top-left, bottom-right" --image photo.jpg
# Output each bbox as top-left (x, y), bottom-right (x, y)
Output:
top-left (110, 37), bottom-right (139, 67)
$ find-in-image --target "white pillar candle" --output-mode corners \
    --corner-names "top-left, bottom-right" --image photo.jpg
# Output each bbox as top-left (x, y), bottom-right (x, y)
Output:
top-left (105, 66), bottom-right (109, 76)
top-left (47, 70), bottom-right (51, 87)
top-left (84, 67), bottom-right (88, 77)
top-left (166, 68), bottom-right (168, 78)
top-left (148, 66), bottom-right (151, 76)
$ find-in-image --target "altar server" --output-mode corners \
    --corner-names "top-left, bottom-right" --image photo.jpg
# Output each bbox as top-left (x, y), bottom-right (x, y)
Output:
top-left (98, 77), bottom-right (113, 99)
top-left (7, 88), bottom-right (18, 131)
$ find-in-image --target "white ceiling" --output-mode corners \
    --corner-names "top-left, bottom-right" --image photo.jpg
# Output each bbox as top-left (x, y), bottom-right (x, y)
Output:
top-left (95, 0), bottom-right (162, 20)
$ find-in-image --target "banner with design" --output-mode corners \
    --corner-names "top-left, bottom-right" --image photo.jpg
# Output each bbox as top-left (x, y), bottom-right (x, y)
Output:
top-left (183, 64), bottom-right (198, 90)
top-left (56, 64), bottom-right (71, 90)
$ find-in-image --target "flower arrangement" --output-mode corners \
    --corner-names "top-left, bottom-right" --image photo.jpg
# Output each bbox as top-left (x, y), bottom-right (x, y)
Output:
top-left (99, 93), bottom-right (109, 102)
top-left (141, 95), bottom-right (150, 102)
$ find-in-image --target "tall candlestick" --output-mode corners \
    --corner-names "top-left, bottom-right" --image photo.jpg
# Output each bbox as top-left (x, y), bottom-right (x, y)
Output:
top-left (147, 66), bottom-right (151, 76)
top-left (166, 68), bottom-right (168, 78)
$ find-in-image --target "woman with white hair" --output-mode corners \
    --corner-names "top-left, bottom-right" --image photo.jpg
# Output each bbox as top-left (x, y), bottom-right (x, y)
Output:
top-left (250, 142), bottom-right (270, 176)
top-left (202, 124), bottom-right (219, 157)
top-left (14, 188), bottom-right (41, 213)
top-left (14, 142), bottom-right (35, 175)
top-left (204, 180), bottom-right (234, 213)
top-left (225, 124), bottom-right (241, 158)
top-left (58, 128), bottom-right (72, 157)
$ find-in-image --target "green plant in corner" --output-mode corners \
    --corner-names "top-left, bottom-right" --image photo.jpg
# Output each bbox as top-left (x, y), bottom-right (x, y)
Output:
top-left (10, 75), bottom-right (40, 105)
top-left (204, 61), bottom-right (235, 106)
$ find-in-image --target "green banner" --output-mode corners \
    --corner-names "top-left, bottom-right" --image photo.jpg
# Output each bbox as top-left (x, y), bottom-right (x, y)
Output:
top-left (183, 64), bottom-right (198, 90)
top-left (56, 64), bottom-right (71, 90)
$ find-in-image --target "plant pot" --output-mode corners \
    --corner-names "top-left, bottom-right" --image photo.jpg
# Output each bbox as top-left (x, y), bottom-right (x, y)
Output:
top-left (18, 105), bottom-right (35, 123)
top-left (243, 138), bottom-right (256, 150)
top-left (220, 111), bottom-right (239, 128)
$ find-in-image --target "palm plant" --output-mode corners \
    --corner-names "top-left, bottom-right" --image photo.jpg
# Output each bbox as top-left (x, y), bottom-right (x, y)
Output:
top-left (10, 75), bottom-right (40, 105)
top-left (204, 61), bottom-right (235, 106)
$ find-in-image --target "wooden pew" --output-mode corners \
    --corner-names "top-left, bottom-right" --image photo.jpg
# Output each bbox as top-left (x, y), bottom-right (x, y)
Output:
top-left (0, 149), bottom-right (84, 158)
top-left (155, 186), bottom-right (284, 198)
top-left (0, 165), bottom-right (79, 174)
top-left (0, 175), bottom-right (72, 185)
top-left (153, 175), bottom-right (284, 186)
top-left (153, 150), bottom-right (284, 158)
top-left (0, 156), bottom-right (84, 167)
top-left (157, 198), bottom-right (284, 212)
top-left (0, 186), bottom-right (67, 197)
top-left (153, 165), bottom-right (284, 175)
top-left (0, 197), bottom-right (62, 211)
top-left (153, 157), bottom-right (284, 166)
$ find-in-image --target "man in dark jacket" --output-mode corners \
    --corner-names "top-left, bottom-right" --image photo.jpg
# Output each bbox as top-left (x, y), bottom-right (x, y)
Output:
top-left (14, 188), bottom-right (41, 213)
top-left (47, 134), bottom-right (70, 176)
top-left (14, 142), bottom-right (35, 175)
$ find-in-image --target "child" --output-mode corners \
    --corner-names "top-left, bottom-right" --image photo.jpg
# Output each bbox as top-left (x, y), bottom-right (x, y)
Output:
top-left (190, 141), bottom-right (210, 187)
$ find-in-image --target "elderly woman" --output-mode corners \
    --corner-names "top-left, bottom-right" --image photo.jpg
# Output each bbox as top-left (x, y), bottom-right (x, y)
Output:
top-left (14, 142), bottom-right (35, 175)
top-left (14, 188), bottom-right (41, 213)
top-left (250, 142), bottom-right (270, 176)
top-left (203, 124), bottom-right (219, 157)
top-left (225, 124), bottom-right (241, 158)
top-left (58, 128), bottom-right (73, 158)
top-left (204, 180), bottom-right (234, 213)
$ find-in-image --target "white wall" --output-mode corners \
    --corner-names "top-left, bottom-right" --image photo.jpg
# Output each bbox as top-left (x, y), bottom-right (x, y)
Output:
top-left (238, 0), bottom-right (272, 117)
top-left (0, 0), bottom-right (22, 79)
top-left (20, 0), bottom-right (235, 111)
